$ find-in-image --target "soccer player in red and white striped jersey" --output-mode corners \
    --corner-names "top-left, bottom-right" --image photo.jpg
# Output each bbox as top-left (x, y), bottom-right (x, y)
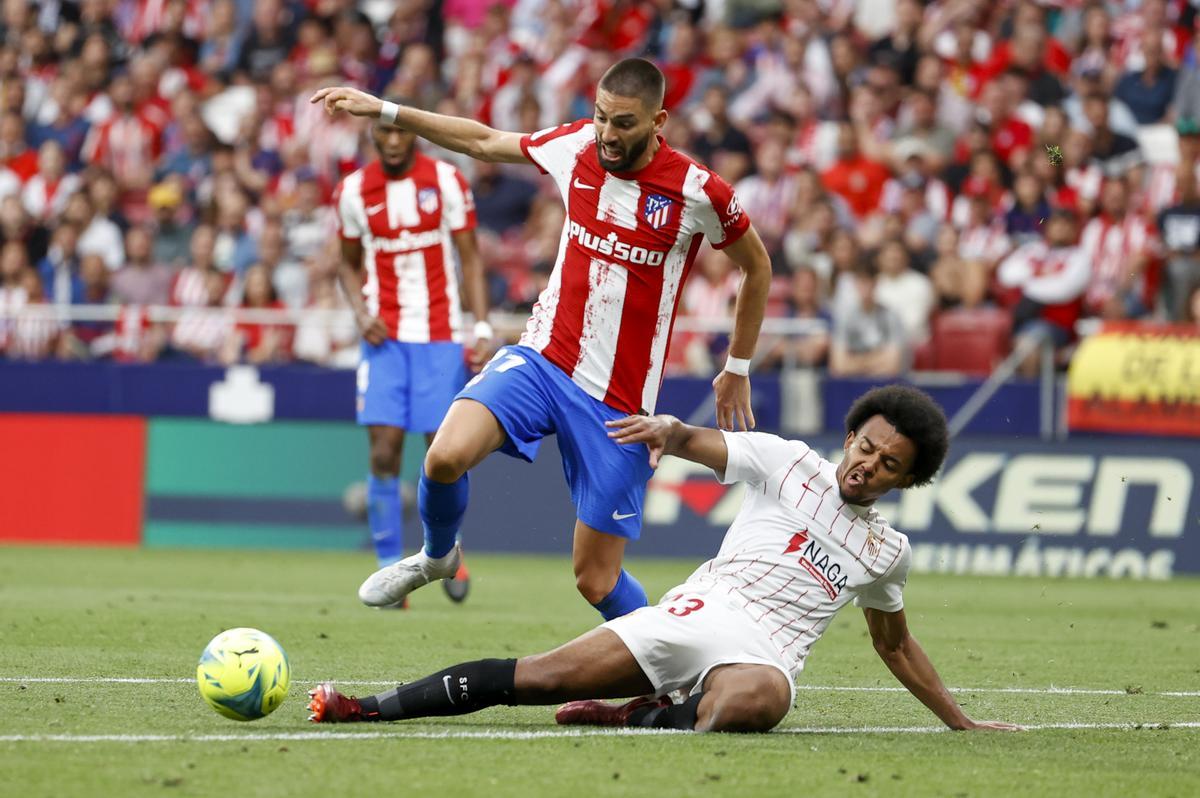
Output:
top-left (313, 58), bottom-right (772, 619)
top-left (335, 103), bottom-right (490, 601)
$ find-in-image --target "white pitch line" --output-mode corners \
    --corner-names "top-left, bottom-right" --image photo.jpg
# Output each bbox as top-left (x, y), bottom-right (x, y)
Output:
top-left (2, 677), bottom-right (1198, 698)
top-left (794, 685), bottom-right (1200, 698)
top-left (1, 722), bottom-right (1199, 743)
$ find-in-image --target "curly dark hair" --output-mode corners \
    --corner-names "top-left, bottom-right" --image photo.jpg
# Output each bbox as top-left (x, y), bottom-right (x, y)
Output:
top-left (844, 385), bottom-right (949, 487)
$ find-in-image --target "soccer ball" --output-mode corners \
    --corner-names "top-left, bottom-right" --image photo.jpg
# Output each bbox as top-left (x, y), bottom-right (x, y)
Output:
top-left (196, 628), bottom-right (290, 721)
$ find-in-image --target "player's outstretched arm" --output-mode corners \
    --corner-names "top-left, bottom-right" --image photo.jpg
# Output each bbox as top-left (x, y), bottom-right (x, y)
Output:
top-left (712, 226), bottom-right (771, 431)
top-left (863, 607), bottom-right (1024, 732)
top-left (310, 86), bottom-right (529, 164)
top-left (606, 414), bottom-right (728, 471)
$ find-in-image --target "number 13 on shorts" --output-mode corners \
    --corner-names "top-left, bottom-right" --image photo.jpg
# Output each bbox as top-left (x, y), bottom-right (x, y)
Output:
top-left (664, 593), bottom-right (705, 617)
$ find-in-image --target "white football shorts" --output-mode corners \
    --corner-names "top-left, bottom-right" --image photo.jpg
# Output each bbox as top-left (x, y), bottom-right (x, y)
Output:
top-left (602, 579), bottom-right (796, 704)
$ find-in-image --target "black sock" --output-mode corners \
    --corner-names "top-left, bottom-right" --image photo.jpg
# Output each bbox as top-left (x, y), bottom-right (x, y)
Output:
top-left (628, 693), bottom-right (703, 730)
top-left (357, 659), bottom-right (517, 721)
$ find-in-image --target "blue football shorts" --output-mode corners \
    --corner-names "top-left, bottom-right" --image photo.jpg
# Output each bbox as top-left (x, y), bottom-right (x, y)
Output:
top-left (356, 340), bottom-right (467, 433)
top-left (456, 345), bottom-right (654, 539)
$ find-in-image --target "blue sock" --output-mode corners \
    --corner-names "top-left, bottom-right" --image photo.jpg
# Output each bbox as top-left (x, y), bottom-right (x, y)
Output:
top-left (419, 472), bottom-right (469, 559)
top-left (367, 475), bottom-right (403, 567)
top-left (592, 569), bottom-right (648, 621)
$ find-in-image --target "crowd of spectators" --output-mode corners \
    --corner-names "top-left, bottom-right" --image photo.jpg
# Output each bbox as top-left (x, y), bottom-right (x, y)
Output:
top-left (2, 0), bottom-right (1200, 377)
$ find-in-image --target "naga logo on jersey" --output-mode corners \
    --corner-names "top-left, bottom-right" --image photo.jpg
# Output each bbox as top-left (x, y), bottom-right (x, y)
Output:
top-left (568, 221), bottom-right (666, 267)
top-left (418, 187), bottom-right (439, 214)
top-left (783, 529), bottom-right (809, 553)
top-left (793, 538), bottom-right (848, 600)
top-left (643, 194), bottom-right (674, 230)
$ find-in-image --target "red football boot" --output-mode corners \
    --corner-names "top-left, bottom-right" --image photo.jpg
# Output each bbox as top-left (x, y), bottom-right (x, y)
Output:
top-left (307, 683), bottom-right (369, 723)
top-left (554, 695), bottom-right (671, 727)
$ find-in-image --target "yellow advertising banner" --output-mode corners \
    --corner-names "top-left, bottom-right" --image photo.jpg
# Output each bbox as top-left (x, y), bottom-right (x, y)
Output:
top-left (1067, 324), bottom-right (1200, 435)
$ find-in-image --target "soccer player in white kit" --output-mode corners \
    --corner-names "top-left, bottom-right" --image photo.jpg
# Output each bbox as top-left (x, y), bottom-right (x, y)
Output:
top-left (308, 386), bottom-right (1021, 733)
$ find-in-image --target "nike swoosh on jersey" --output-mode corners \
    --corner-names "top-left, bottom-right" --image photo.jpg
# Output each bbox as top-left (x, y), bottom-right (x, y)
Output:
top-left (442, 675), bottom-right (454, 704)
top-left (367, 203), bottom-right (386, 215)
top-left (572, 178), bottom-right (596, 190)
top-left (611, 510), bottom-right (636, 521)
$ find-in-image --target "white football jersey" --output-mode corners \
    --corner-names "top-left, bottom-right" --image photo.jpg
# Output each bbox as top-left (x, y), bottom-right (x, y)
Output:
top-left (686, 431), bottom-right (911, 677)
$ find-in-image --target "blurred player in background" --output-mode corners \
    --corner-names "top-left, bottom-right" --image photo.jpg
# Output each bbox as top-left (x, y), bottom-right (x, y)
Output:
top-left (308, 386), bottom-right (1020, 734)
top-left (336, 101), bottom-right (492, 605)
top-left (314, 58), bottom-right (772, 620)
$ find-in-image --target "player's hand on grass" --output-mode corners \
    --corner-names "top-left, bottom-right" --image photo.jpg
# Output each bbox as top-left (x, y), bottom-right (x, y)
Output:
top-left (606, 414), bottom-right (675, 469)
top-left (356, 312), bottom-right (389, 346)
top-left (311, 86), bottom-right (383, 119)
top-left (712, 371), bottom-right (754, 431)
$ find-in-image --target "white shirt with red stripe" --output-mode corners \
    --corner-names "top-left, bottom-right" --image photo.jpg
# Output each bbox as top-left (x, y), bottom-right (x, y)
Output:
top-left (957, 222), bottom-right (1012, 264)
top-left (336, 154), bottom-right (476, 343)
top-left (1079, 213), bottom-right (1160, 312)
top-left (22, 173), bottom-right (80, 221)
top-left (517, 120), bottom-right (751, 414)
top-left (997, 240), bottom-right (1090, 332)
top-left (685, 431), bottom-right (909, 677)
top-left (82, 111), bottom-right (163, 186)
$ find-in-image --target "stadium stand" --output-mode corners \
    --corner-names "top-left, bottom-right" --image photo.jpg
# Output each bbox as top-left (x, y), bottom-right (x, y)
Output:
top-left (0, 0), bottom-right (1195, 375)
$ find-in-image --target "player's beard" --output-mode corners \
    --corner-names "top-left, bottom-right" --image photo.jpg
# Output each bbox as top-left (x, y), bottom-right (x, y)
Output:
top-left (596, 131), bottom-right (651, 172)
top-left (380, 149), bottom-right (415, 177)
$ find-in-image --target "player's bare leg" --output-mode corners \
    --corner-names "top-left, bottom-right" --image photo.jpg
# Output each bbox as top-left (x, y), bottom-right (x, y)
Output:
top-left (571, 521), bottom-right (626, 604)
top-left (357, 399), bottom-right (505, 607)
top-left (423, 398), bottom-right (507, 482)
top-left (693, 663), bottom-right (792, 732)
top-left (572, 520), bottom-right (649, 619)
top-left (556, 662), bottom-right (792, 732)
top-left (308, 628), bottom-right (652, 722)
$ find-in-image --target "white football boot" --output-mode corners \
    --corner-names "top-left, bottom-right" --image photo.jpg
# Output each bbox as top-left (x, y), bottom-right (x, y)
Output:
top-left (357, 544), bottom-right (463, 607)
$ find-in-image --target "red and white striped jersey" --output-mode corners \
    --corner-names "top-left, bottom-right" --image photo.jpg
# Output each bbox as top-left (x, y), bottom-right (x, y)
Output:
top-left (171, 268), bottom-right (230, 308)
top-left (997, 241), bottom-right (1089, 332)
top-left (82, 111), bottom-right (162, 186)
top-left (1079, 213), bottom-right (1161, 312)
top-left (22, 173), bottom-right (80, 221)
top-left (336, 154), bottom-right (476, 343)
top-left (957, 222), bottom-right (1012, 264)
top-left (688, 431), bottom-right (909, 677)
top-left (518, 120), bottom-right (751, 414)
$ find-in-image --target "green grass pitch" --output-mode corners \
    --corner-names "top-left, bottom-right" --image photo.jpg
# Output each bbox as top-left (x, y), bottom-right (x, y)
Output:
top-left (1, 546), bottom-right (1197, 797)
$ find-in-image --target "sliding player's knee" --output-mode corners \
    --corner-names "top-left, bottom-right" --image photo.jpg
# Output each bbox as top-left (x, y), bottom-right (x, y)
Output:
top-left (573, 562), bottom-right (619, 605)
top-left (423, 440), bottom-right (470, 483)
top-left (701, 690), bottom-right (787, 733)
top-left (698, 670), bottom-right (791, 733)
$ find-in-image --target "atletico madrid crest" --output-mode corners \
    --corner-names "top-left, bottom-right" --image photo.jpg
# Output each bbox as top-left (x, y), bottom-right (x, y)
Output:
top-left (643, 194), bottom-right (673, 230)
top-left (418, 187), bottom-right (439, 214)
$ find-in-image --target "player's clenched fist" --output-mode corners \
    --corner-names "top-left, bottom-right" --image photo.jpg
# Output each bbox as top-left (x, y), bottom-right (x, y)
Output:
top-left (310, 86), bottom-right (382, 119)
top-left (354, 312), bottom-right (389, 346)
